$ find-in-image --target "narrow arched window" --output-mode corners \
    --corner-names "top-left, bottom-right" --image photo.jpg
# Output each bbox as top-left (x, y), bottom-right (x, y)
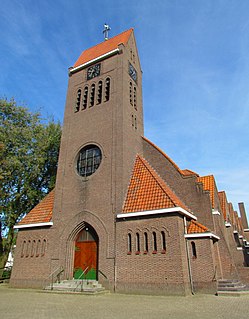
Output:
top-left (82, 86), bottom-right (88, 109)
top-left (134, 116), bottom-right (137, 130)
top-left (36, 239), bottom-right (41, 257)
top-left (144, 232), bottom-right (148, 253)
top-left (21, 241), bottom-right (26, 258)
top-left (134, 86), bottom-right (137, 110)
top-left (105, 78), bottom-right (110, 102)
top-left (161, 231), bottom-right (166, 253)
top-left (41, 239), bottom-right (47, 256)
top-left (75, 89), bottom-right (81, 112)
top-left (90, 84), bottom-right (95, 107)
top-left (31, 240), bottom-right (36, 257)
top-left (26, 240), bottom-right (31, 257)
top-left (132, 114), bottom-right (134, 127)
top-left (136, 233), bottom-right (140, 254)
top-left (152, 232), bottom-right (157, 253)
top-left (97, 81), bottom-right (103, 104)
top-left (191, 241), bottom-right (197, 258)
top-left (128, 233), bottom-right (132, 254)
top-left (129, 82), bottom-right (133, 105)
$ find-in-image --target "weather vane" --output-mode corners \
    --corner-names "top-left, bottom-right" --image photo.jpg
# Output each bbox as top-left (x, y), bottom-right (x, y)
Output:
top-left (103, 23), bottom-right (111, 41)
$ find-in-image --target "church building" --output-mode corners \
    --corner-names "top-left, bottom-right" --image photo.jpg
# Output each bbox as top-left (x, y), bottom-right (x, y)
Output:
top-left (10, 28), bottom-right (249, 295)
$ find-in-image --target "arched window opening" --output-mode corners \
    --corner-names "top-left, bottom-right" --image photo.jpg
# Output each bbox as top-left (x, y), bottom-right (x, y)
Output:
top-left (191, 241), bottom-right (197, 258)
top-left (134, 86), bottom-right (137, 110)
top-left (21, 241), bottom-right (26, 258)
top-left (31, 240), bottom-right (36, 257)
top-left (75, 89), bottom-right (81, 112)
top-left (128, 233), bottom-right (132, 254)
top-left (105, 78), bottom-right (110, 102)
top-left (152, 232), bottom-right (157, 254)
top-left (144, 232), bottom-right (148, 254)
top-left (36, 239), bottom-right (41, 257)
top-left (129, 82), bottom-right (133, 105)
top-left (134, 116), bottom-right (137, 130)
top-left (41, 239), bottom-right (47, 256)
top-left (136, 233), bottom-right (140, 254)
top-left (26, 240), bottom-right (31, 257)
top-left (97, 81), bottom-right (103, 104)
top-left (90, 84), bottom-right (95, 107)
top-left (161, 231), bottom-right (166, 253)
top-left (82, 86), bottom-right (88, 109)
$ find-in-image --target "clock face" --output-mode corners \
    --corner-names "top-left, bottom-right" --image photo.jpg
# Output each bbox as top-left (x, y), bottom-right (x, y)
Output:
top-left (129, 62), bottom-right (137, 82)
top-left (87, 63), bottom-right (101, 80)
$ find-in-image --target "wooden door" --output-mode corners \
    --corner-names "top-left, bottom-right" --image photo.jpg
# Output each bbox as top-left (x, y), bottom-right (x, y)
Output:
top-left (74, 241), bottom-right (97, 279)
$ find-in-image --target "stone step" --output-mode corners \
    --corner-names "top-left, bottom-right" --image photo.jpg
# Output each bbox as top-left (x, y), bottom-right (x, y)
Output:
top-left (217, 279), bottom-right (249, 296)
top-left (44, 279), bottom-right (105, 294)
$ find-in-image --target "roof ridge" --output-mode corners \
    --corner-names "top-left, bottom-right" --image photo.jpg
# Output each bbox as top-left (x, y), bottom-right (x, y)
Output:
top-left (73, 28), bottom-right (133, 68)
top-left (142, 136), bottom-right (183, 174)
top-left (81, 28), bottom-right (133, 54)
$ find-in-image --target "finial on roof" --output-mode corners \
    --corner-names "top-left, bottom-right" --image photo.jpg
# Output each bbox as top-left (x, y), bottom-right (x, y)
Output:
top-left (103, 23), bottom-right (111, 41)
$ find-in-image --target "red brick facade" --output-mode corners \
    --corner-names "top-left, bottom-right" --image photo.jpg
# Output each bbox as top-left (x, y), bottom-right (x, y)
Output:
top-left (10, 28), bottom-right (249, 295)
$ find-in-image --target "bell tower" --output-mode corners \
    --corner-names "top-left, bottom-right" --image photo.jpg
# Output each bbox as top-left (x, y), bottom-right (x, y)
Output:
top-left (51, 28), bottom-right (144, 283)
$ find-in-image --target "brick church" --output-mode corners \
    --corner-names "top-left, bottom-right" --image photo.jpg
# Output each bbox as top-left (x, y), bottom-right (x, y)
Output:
top-left (10, 28), bottom-right (249, 295)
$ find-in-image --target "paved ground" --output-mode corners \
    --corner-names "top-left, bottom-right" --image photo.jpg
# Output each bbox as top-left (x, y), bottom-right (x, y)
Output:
top-left (1, 284), bottom-right (249, 319)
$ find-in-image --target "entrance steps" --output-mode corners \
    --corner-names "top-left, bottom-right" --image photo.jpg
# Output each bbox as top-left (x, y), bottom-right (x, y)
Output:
top-left (44, 279), bottom-right (107, 294)
top-left (217, 279), bottom-right (249, 296)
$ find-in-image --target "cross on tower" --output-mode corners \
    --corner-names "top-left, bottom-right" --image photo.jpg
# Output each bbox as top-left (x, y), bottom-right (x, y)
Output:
top-left (103, 23), bottom-right (111, 41)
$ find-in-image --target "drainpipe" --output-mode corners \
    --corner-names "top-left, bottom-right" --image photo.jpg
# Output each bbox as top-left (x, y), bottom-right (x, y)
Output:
top-left (184, 216), bottom-right (194, 295)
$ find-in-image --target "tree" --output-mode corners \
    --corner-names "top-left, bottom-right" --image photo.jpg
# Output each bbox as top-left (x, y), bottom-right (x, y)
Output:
top-left (0, 98), bottom-right (61, 271)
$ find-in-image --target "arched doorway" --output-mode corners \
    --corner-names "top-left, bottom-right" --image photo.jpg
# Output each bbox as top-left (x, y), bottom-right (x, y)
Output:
top-left (73, 224), bottom-right (98, 280)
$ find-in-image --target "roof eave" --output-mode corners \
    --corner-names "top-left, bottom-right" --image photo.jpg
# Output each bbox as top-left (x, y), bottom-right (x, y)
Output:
top-left (70, 48), bottom-right (120, 74)
top-left (185, 232), bottom-right (220, 240)
top-left (117, 207), bottom-right (197, 220)
top-left (14, 221), bottom-right (53, 229)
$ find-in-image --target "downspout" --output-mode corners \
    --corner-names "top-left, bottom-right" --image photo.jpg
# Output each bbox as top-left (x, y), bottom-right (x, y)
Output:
top-left (184, 216), bottom-right (194, 295)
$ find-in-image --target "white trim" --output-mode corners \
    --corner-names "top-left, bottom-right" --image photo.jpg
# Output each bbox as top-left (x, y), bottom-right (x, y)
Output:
top-left (14, 222), bottom-right (53, 229)
top-left (69, 48), bottom-right (120, 74)
top-left (225, 222), bottom-right (231, 227)
top-left (185, 232), bottom-right (220, 240)
top-left (117, 207), bottom-right (197, 220)
top-left (212, 209), bottom-right (220, 215)
top-left (233, 230), bottom-right (238, 234)
top-left (237, 247), bottom-right (243, 251)
top-left (244, 229), bottom-right (249, 232)
top-left (239, 235), bottom-right (243, 239)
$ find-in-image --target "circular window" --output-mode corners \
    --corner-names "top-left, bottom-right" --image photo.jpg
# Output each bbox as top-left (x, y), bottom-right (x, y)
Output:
top-left (77, 145), bottom-right (102, 177)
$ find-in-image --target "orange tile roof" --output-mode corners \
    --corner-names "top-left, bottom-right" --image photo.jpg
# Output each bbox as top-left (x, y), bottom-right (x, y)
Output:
top-left (218, 191), bottom-right (228, 220)
top-left (74, 28), bottom-right (133, 68)
top-left (197, 175), bottom-right (216, 208)
top-left (187, 220), bottom-right (209, 234)
top-left (18, 190), bottom-right (54, 225)
top-left (122, 155), bottom-right (190, 213)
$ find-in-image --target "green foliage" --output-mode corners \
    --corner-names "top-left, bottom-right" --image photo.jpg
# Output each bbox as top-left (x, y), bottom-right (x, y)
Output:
top-left (0, 98), bottom-right (61, 269)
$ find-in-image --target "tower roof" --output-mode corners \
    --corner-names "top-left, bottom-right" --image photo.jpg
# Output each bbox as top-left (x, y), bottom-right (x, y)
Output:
top-left (122, 155), bottom-right (190, 213)
top-left (74, 28), bottom-right (133, 68)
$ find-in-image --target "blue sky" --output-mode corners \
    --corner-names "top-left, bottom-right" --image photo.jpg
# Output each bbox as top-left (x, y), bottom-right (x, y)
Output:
top-left (1, 0), bottom-right (249, 220)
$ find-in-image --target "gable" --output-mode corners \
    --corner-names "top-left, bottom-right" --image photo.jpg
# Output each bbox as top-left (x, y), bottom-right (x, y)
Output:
top-left (122, 155), bottom-right (190, 213)
top-left (15, 190), bottom-right (54, 228)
